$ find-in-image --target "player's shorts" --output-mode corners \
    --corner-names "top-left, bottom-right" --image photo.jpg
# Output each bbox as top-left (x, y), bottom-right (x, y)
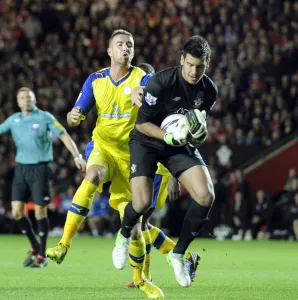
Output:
top-left (86, 140), bottom-right (172, 211)
top-left (12, 162), bottom-right (51, 206)
top-left (130, 141), bottom-right (206, 179)
top-left (85, 141), bottom-right (131, 210)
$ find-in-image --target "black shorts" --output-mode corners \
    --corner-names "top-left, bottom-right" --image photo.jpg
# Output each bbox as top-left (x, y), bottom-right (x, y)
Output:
top-left (130, 141), bottom-right (206, 179)
top-left (12, 163), bottom-right (52, 206)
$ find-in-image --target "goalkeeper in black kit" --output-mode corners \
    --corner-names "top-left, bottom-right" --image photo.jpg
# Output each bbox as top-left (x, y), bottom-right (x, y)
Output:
top-left (112, 35), bottom-right (218, 288)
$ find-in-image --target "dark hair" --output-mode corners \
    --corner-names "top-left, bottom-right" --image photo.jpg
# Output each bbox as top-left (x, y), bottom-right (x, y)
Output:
top-left (181, 35), bottom-right (211, 60)
top-left (17, 87), bottom-right (37, 103)
top-left (109, 29), bottom-right (133, 45)
top-left (138, 63), bottom-right (155, 75)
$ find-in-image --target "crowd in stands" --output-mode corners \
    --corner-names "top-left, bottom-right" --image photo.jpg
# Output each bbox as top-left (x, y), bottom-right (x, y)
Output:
top-left (0, 0), bottom-right (297, 237)
top-left (222, 167), bottom-right (298, 240)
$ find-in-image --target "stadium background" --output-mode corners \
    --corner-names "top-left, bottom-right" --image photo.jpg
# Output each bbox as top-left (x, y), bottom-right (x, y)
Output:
top-left (0, 0), bottom-right (297, 241)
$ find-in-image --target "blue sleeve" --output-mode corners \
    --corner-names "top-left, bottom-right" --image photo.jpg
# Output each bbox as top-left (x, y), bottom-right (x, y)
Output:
top-left (140, 74), bottom-right (152, 86)
top-left (0, 116), bottom-right (12, 134)
top-left (74, 74), bottom-right (97, 116)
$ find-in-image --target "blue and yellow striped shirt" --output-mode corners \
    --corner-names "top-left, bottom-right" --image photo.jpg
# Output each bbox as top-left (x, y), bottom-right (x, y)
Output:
top-left (75, 66), bottom-right (151, 160)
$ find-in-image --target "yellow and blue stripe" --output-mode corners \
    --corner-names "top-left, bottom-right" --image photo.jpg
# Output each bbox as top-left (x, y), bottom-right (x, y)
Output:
top-left (153, 231), bottom-right (166, 250)
top-left (85, 140), bottom-right (94, 161)
top-left (129, 253), bottom-right (146, 263)
top-left (69, 203), bottom-right (89, 217)
top-left (151, 174), bottom-right (162, 208)
top-left (146, 244), bottom-right (152, 254)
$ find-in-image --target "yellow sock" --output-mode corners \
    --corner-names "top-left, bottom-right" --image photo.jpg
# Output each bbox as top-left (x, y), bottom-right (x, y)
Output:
top-left (60, 179), bottom-right (97, 248)
top-left (142, 229), bottom-right (152, 280)
top-left (129, 236), bottom-right (146, 285)
top-left (149, 225), bottom-right (176, 254)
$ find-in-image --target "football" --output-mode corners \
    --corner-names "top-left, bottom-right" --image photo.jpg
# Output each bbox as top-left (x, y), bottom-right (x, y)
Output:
top-left (160, 113), bottom-right (187, 132)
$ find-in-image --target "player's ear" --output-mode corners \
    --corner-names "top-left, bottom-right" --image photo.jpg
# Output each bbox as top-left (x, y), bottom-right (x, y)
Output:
top-left (107, 47), bottom-right (112, 58)
top-left (180, 54), bottom-right (185, 65)
top-left (206, 57), bottom-right (210, 70)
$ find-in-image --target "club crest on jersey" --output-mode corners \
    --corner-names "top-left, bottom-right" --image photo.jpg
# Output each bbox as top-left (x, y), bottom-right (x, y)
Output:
top-left (145, 92), bottom-right (157, 106)
top-left (131, 164), bottom-right (137, 173)
top-left (193, 92), bottom-right (204, 108)
top-left (193, 99), bottom-right (203, 108)
top-left (100, 104), bottom-right (130, 119)
top-left (124, 86), bottom-right (132, 96)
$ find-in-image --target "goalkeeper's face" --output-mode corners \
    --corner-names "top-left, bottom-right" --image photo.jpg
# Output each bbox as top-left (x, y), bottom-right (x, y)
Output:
top-left (181, 54), bottom-right (209, 85)
top-left (108, 34), bottom-right (134, 67)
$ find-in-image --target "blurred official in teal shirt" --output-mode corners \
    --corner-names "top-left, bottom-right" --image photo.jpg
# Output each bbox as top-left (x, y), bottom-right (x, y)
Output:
top-left (0, 87), bottom-right (86, 267)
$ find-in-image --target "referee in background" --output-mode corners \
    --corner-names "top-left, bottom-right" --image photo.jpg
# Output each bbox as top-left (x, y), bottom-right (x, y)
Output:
top-left (0, 87), bottom-right (86, 268)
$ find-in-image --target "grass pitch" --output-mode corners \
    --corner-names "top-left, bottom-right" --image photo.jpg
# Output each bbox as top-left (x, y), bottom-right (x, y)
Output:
top-left (0, 235), bottom-right (297, 299)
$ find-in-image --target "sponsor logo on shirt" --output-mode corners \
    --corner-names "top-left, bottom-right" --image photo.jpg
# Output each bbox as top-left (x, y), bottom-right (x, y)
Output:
top-left (32, 124), bottom-right (40, 129)
top-left (144, 92), bottom-right (157, 106)
top-left (175, 108), bottom-right (189, 114)
top-left (100, 104), bottom-right (130, 119)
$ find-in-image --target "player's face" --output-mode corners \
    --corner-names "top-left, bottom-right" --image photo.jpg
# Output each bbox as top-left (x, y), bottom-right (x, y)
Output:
top-left (17, 91), bottom-right (36, 112)
top-left (180, 54), bottom-right (209, 85)
top-left (108, 34), bottom-right (134, 66)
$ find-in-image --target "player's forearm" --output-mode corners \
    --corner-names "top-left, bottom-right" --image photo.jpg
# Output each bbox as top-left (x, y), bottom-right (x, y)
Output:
top-left (136, 122), bottom-right (165, 141)
top-left (59, 132), bottom-right (81, 159)
top-left (67, 112), bottom-right (81, 127)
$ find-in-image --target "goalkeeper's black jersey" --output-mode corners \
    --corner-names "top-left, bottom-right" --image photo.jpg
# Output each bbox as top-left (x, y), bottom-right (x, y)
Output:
top-left (130, 66), bottom-right (218, 150)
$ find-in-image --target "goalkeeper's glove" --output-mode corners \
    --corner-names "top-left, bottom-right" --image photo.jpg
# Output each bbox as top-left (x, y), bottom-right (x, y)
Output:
top-left (164, 118), bottom-right (188, 146)
top-left (185, 109), bottom-right (208, 143)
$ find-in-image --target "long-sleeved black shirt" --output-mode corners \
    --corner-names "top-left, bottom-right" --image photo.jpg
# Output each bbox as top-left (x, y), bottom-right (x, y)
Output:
top-left (130, 65), bottom-right (218, 150)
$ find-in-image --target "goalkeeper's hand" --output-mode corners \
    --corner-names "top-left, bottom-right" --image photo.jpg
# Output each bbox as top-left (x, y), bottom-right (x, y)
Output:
top-left (185, 109), bottom-right (208, 143)
top-left (164, 118), bottom-right (188, 146)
